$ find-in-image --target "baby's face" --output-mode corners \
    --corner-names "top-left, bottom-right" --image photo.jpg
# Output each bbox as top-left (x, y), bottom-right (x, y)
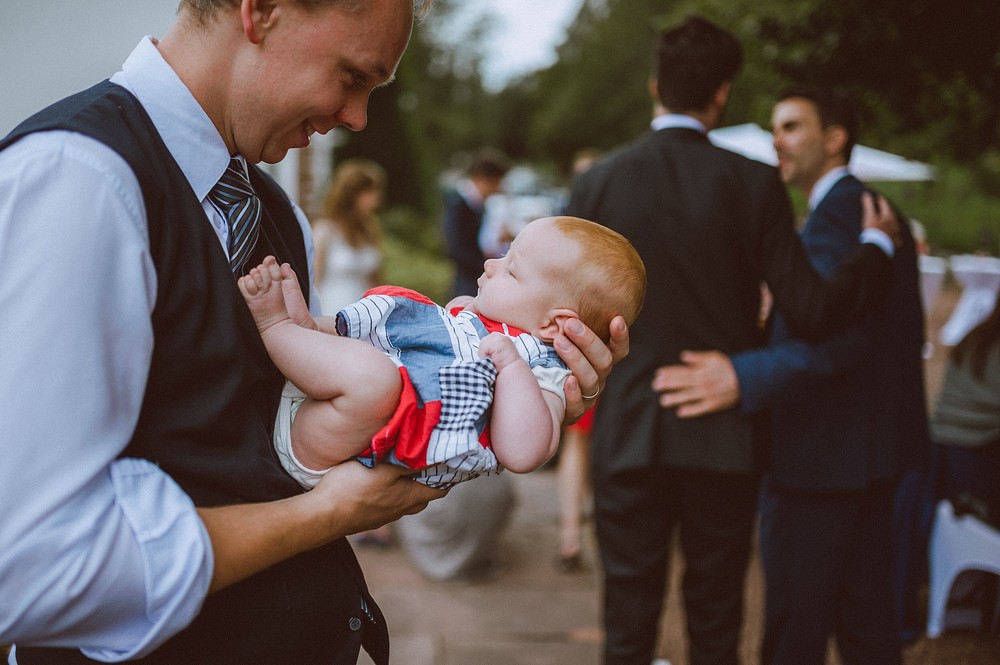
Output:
top-left (473, 218), bottom-right (579, 337)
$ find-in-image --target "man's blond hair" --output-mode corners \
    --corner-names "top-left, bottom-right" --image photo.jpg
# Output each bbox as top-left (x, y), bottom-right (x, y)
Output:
top-left (178, 0), bottom-right (433, 24)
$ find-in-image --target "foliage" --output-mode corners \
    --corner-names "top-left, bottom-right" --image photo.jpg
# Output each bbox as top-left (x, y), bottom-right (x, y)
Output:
top-left (879, 165), bottom-right (1000, 256)
top-left (325, 0), bottom-right (1000, 255)
top-left (505, 0), bottom-right (1000, 253)
top-left (381, 207), bottom-right (452, 304)
top-left (507, 0), bottom-right (667, 174)
top-left (332, 3), bottom-right (504, 214)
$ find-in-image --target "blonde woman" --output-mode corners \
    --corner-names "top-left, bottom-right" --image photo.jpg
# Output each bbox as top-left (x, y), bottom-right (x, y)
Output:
top-left (313, 159), bottom-right (387, 315)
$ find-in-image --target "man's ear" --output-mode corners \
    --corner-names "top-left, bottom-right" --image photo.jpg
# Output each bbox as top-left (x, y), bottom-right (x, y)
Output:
top-left (713, 80), bottom-right (732, 109)
top-left (648, 76), bottom-right (659, 103)
top-left (242, 0), bottom-right (278, 45)
top-left (825, 125), bottom-right (849, 161)
top-left (538, 309), bottom-right (580, 343)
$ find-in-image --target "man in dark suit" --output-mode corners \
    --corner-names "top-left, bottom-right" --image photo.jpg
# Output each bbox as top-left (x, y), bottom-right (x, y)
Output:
top-left (564, 16), bottom-right (901, 665)
top-left (658, 89), bottom-right (929, 664)
top-left (442, 149), bottom-right (510, 298)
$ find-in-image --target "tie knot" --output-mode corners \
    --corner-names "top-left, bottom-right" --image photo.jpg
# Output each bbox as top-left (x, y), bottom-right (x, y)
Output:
top-left (209, 158), bottom-right (254, 209)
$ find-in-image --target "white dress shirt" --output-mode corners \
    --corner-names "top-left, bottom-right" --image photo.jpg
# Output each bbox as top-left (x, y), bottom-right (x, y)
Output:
top-left (0, 37), bottom-right (316, 661)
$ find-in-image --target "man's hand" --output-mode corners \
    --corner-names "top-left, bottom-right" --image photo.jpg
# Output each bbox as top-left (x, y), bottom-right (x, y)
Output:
top-left (198, 462), bottom-right (444, 594)
top-left (311, 461), bottom-right (444, 537)
top-left (554, 315), bottom-right (629, 423)
top-left (651, 350), bottom-right (739, 418)
top-left (862, 192), bottom-right (901, 248)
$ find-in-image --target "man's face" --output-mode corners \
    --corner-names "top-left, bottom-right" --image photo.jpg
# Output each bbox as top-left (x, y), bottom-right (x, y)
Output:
top-left (771, 97), bottom-right (829, 194)
top-left (473, 175), bottom-right (505, 200)
top-left (235, 0), bottom-right (412, 164)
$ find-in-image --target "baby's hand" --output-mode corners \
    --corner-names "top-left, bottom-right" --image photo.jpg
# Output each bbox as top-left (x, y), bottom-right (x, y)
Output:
top-left (478, 333), bottom-right (522, 372)
top-left (445, 295), bottom-right (476, 312)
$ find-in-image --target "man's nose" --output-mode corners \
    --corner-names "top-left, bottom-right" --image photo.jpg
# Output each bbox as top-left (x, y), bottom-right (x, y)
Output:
top-left (334, 97), bottom-right (369, 132)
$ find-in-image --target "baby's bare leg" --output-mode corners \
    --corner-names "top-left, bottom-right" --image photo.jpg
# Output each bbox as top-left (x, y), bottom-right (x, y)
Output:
top-left (287, 340), bottom-right (402, 470)
top-left (240, 258), bottom-right (402, 469)
top-left (291, 357), bottom-right (401, 469)
top-left (240, 257), bottom-right (345, 393)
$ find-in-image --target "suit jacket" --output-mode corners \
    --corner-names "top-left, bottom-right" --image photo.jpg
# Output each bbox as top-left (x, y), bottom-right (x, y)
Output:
top-left (442, 188), bottom-right (486, 297)
top-left (565, 127), bottom-right (893, 476)
top-left (732, 175), bottom-right (930, 491)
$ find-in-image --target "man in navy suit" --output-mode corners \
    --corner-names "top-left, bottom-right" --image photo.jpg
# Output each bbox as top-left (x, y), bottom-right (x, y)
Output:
top-left (657, 88), bottom-right (929, 665)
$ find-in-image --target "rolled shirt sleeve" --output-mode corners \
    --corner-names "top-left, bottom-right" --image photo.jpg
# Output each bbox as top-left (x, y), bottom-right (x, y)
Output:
top-left (0, 132), bottom-right (213, 659)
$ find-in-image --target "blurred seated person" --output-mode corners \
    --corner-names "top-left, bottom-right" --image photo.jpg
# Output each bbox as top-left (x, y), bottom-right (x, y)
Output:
top-left (930, 289), bottom-right (1000, 631)
top-left (932, 288), bottom-right (1000, 522)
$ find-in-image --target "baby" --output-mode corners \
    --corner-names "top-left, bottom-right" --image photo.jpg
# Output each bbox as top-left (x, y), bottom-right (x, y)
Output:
top-left (239, 216), bottom-right (646, 489)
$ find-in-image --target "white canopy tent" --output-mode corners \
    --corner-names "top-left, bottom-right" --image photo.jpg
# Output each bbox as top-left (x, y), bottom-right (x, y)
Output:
top-left (708, 123), bottom-right (935, 182)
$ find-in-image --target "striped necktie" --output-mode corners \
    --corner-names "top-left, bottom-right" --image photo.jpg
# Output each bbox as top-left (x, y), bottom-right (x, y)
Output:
top-left (209, 158), bottom-right (261, 274)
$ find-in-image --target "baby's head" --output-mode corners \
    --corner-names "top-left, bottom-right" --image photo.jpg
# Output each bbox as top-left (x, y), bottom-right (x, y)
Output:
top-left (472, 216), bottom-right (646, 343)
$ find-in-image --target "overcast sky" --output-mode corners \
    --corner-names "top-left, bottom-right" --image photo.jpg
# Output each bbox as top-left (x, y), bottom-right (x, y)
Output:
top-left (0, 1), bottom-right (583, 134)
top-left (440, 0), bottom-right (583, 90)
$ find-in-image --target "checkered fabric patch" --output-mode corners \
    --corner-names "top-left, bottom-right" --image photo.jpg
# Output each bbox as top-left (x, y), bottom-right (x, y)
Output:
top-left (436, 358), bottom-right (496, 431)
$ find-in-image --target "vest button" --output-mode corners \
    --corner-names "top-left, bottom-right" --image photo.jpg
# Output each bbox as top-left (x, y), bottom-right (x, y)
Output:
top-left (349, 617), bottom-right (363, 631)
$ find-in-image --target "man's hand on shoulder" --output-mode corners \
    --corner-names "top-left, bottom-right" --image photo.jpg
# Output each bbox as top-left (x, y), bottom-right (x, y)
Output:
top-left (861, 192), bottom-right (901, 248)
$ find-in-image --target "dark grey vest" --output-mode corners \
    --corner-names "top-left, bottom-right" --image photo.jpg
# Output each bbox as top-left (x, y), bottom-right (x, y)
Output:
top-left (2, 81), bottom-right (389, 665)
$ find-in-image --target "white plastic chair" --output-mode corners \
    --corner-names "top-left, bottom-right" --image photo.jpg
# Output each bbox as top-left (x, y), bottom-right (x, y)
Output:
top-left (938, 255), bottom-right (1000, 346)
top-left (926, 499), bottom-right (1000, 637)
top-left (919, 254), bottom-right (947, 315)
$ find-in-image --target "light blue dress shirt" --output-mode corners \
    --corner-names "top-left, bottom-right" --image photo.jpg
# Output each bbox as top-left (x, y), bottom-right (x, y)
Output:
top-left (0, 37), bottom-right (316, 662)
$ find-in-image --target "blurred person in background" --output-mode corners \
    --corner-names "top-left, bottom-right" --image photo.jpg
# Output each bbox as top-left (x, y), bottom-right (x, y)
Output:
top-left (312, 158), bottom-right (386, 315)
top-left (555, 147), bottom-right (605, 574)
top-left (311, 157), bottom-right (396, 548)
top-left (442, 148), bottom-right (510, 298)
top-left (932, 290), bottom-right (1000, 523)
top-left (659, 87), bottom-right (928, 665)
top-left (929, 290), bottom-right (1000, 632)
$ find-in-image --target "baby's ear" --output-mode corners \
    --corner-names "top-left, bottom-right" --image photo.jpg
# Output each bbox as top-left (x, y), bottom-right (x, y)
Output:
top-left (538, 308), bottom-right (580, 342)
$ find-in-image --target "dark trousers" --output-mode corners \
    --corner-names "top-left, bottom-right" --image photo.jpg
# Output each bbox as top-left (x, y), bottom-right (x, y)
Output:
top-left (594, 466), bottom-right (758, 665)
top-left (758, 479), bottom-right (902, 665)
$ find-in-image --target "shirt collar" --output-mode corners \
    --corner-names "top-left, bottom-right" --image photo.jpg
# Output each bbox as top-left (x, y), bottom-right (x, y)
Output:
top-left (457, 178), bottom-right (485, 209)
top-left (808, 166), bottom-right (850, 210)
top-left (650, 113), bottom-right (707, 134)
top-left (109, 37), bottom-right (235, 202)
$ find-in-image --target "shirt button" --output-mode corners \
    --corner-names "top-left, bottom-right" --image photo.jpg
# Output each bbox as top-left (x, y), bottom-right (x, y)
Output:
top-left (349, 617), bottom-right (363, 631)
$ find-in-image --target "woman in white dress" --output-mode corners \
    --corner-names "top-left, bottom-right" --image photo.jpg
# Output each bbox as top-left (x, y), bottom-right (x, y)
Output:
top-left (312, 159), bottom-right (393, 548)
top-left (312, 159), bottom-right (386, 315)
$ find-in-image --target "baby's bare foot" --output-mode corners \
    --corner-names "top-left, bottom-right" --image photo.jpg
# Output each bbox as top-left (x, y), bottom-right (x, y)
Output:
top-left (238, 256), bottom-right (291, 334)
top-left (278, 263), bottom-right (316, 330)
